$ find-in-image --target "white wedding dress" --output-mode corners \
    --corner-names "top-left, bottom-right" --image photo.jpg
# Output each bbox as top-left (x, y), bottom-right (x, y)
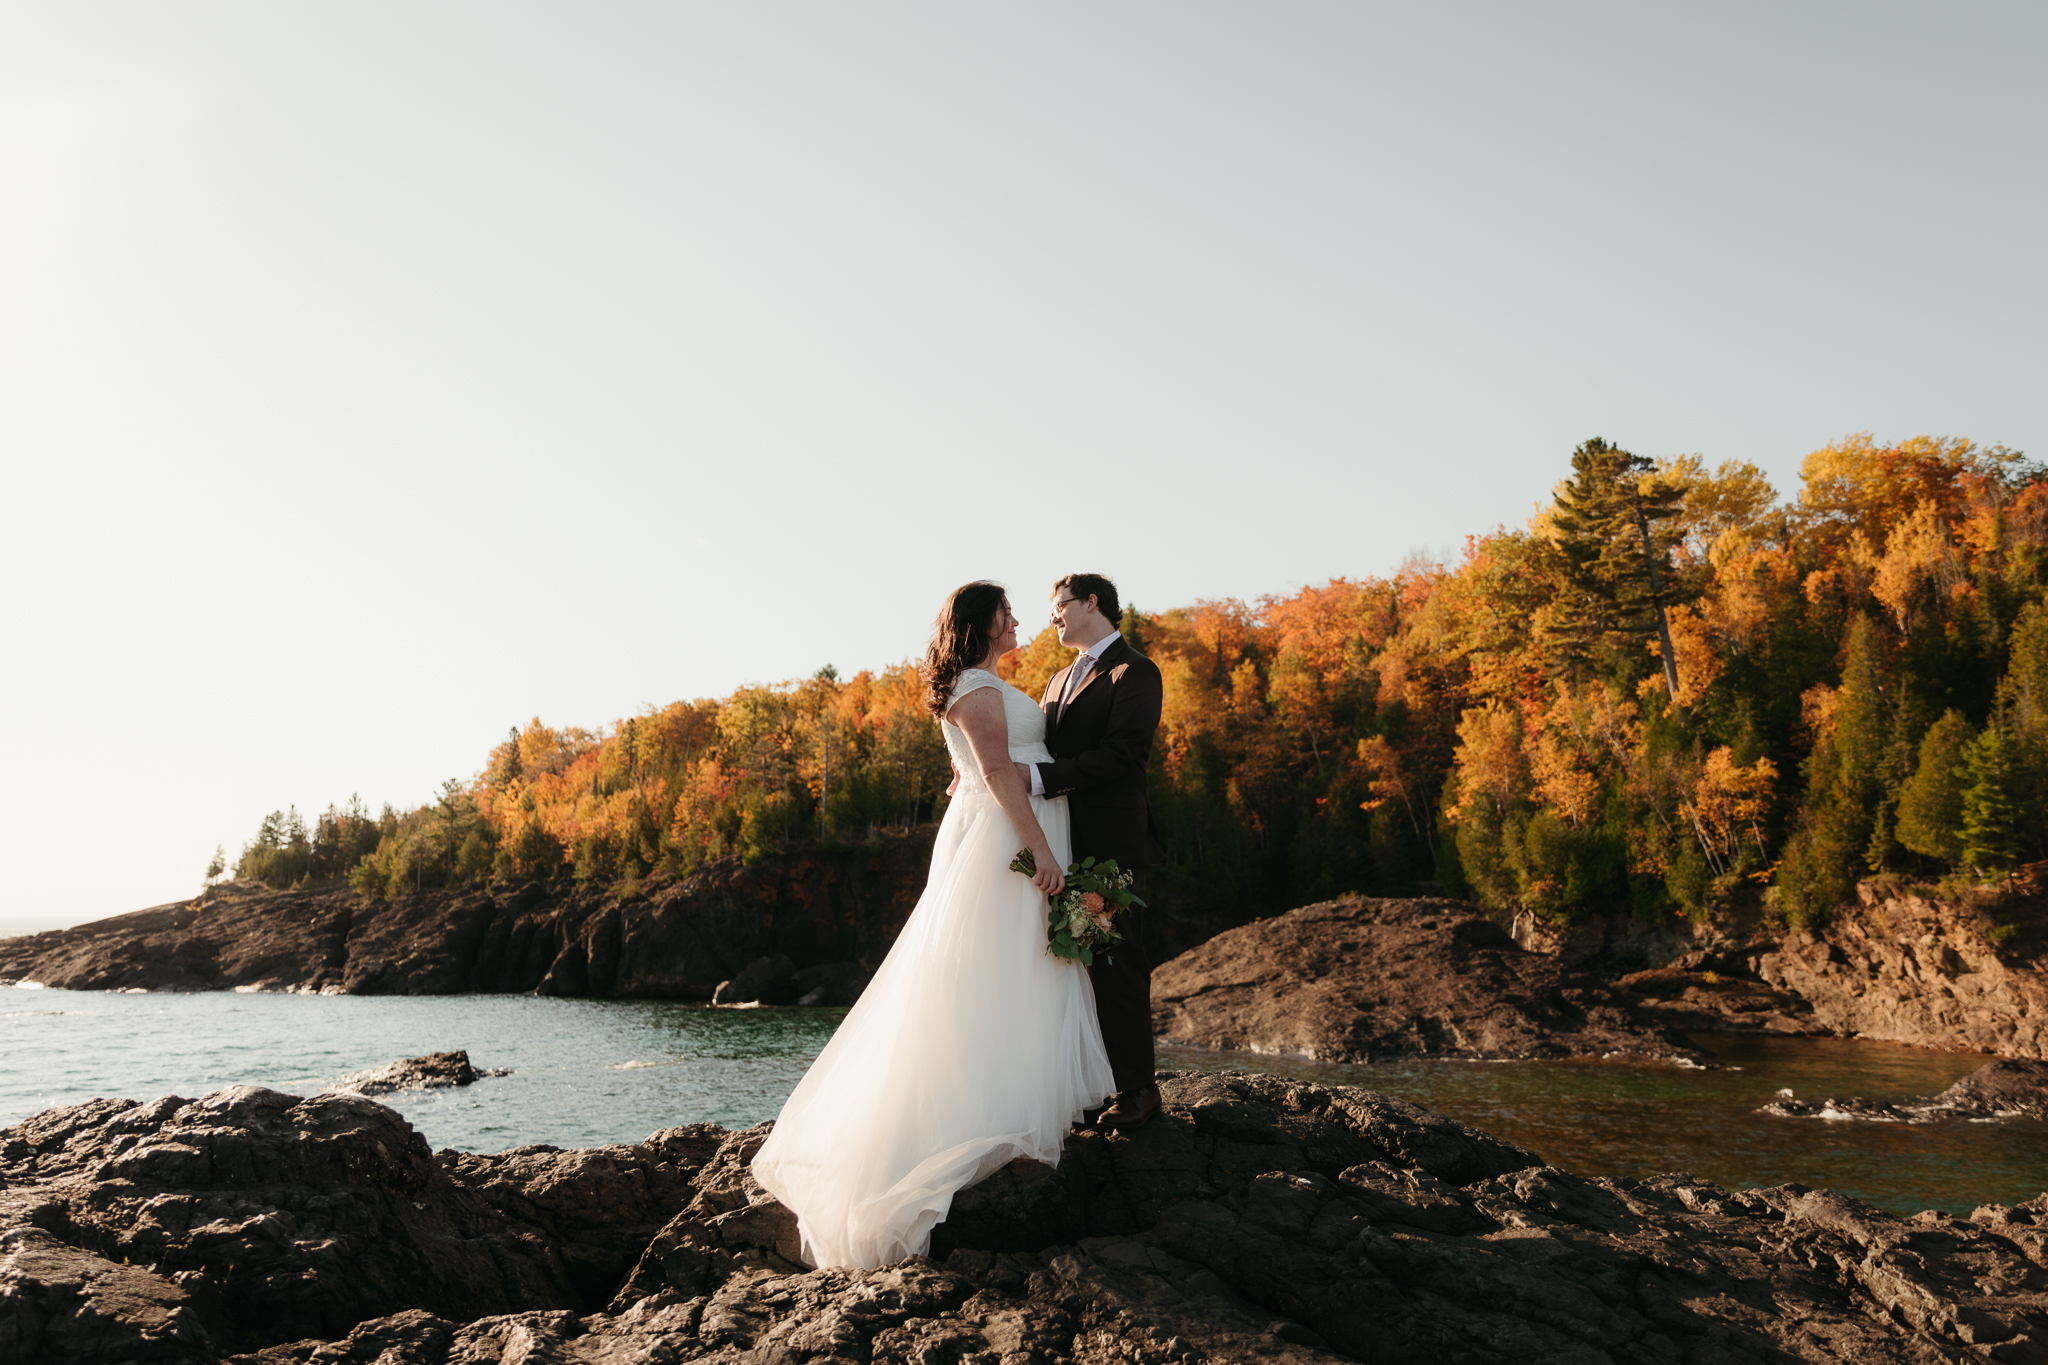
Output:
top-left (750, 667), bottom-right (1114, 1270)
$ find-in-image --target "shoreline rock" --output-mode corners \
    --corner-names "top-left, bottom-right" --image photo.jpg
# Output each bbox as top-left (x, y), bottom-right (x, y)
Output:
top-left (8, 859), bottom-right (2045, 1072)
top-left (6, 1071), bottom-right (2048, 1364)
top-left (1611, 958), bottom-right (1824, 1035)
top-left (328, 1050), bottom-right (509, 1097)
top-left (1756, 870), bottom-right (2048, 1059)
top-left (0, 835), bottom-right (936, 1001)
top-left (1151, 896), bottom-right (1705, 1063)
top-left (1763, 1058), bottom-right (2048, 1125)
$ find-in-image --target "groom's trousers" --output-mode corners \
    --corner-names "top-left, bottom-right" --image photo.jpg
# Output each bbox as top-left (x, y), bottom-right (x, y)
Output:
top-left (1088, 869), bottom-right (1155, 1094)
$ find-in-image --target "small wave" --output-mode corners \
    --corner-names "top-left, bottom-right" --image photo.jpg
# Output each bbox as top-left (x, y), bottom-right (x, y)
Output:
top-left (607, 1058), bottom-right (687, 1070)
top-left (4, 1009), bottom-right (82, 1017)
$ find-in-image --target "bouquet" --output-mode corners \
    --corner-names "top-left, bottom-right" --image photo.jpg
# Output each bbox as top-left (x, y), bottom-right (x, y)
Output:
top-left (1008, 850), bottom-right (1144, 966)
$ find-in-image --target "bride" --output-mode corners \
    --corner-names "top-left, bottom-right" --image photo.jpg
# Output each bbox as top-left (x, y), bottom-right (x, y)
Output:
top-left (750, 581), bottom-right (1115, 1270)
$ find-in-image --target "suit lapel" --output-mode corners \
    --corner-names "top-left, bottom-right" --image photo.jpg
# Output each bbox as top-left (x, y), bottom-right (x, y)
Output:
top-left (1044, 662), bottom-right (1074, 741)
top-left (1061, 637), bottom-right (1126, 721)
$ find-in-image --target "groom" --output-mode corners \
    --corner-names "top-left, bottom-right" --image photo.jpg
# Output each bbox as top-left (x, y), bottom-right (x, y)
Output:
top-left (1021, 573), bottom-right (1165, 1130)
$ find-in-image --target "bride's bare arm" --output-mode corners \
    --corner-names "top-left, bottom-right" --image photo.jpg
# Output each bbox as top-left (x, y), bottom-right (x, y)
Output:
top-left (948, 689), bottom-right (1065, 898)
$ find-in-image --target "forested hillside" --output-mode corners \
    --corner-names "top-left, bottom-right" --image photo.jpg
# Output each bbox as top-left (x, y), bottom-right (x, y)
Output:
top-left (232, 432), bottom-right (2048, 931)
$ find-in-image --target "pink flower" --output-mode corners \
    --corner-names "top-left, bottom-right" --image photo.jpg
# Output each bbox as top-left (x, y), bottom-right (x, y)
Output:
top-left (1081, 892), bottom-right (1105, 913)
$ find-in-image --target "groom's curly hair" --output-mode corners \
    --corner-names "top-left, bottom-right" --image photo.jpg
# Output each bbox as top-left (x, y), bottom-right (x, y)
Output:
top-left (921, 580), bottom-right (1009, 718)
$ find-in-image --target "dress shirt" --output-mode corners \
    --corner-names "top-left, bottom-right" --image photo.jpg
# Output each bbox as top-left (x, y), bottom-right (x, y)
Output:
top-left (1029, 632), bottom-right (1120, 797)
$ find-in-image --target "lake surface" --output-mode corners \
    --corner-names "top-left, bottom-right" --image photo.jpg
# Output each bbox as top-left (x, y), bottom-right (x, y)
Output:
top-left (5, 985), bottom-right (2041, 1218)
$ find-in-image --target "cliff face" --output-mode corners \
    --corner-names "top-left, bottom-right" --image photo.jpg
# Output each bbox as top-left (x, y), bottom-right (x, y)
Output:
top-left (1756, 871), bottom-right (2048, 1058)
top-left (0, 833), bottom-right (937, 999)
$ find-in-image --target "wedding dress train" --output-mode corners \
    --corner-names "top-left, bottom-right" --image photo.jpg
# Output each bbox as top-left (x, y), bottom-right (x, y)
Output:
top-left (750, 667), bottom-right (1114, 1270)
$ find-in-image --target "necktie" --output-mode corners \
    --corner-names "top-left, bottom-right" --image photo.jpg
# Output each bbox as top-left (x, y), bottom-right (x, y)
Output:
top-left (1058, 655), bottom-right (1092, 722)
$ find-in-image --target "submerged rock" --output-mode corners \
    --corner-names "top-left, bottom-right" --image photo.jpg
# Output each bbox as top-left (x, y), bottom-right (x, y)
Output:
top-left (1152, 895), bottom-right (1704, 1063)
top-left (7, 1070), bottom-right (2048, 1363)
top-left (328, 1049), bottom-right (504, 1096)
top-left (1763, 1057), bottom-right (2048, 1125)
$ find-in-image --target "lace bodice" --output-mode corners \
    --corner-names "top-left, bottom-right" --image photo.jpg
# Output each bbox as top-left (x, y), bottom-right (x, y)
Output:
top-left (940, 668), bottom-right (1051, 796)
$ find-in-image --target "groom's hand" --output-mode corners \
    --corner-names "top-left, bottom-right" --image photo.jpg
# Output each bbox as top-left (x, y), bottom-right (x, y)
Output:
top-left (1013, 762), bottom-right (1031, 789)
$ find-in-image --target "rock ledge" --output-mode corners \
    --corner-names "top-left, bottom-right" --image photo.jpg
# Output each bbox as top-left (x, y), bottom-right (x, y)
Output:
top-left (7, 1070), bottom-right (2048, 1363)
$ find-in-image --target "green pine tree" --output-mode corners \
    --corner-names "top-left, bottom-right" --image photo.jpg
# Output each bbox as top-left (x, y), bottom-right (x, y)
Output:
top-left (1894, 710), bottom-right (1972, 864)
top-left (1548, 437), bottom-right (1688, 693)
top-left (1961, 724), bottom-right (2026, 875)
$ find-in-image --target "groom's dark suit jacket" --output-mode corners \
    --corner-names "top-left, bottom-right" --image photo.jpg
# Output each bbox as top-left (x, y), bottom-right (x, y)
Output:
top-left (1038, 633), bottom-right (1165, 1097)
top-left (1037, 634), bottom-right (1165, 870)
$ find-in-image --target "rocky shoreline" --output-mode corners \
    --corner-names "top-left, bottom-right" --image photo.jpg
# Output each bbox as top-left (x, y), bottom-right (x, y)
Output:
top-left (0, 836), bottom-right (941, 1002)
top-left (5, 858), bottom-right (2045, 1075)
top-left (1755, 872), bottom-right (2048, 1060)
top-left (5, 1067), bottom-right (2047, 1364)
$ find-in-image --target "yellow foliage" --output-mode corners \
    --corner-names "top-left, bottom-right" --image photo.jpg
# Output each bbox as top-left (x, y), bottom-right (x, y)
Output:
top-left (1682, 747), bottom-right (1777, 873)
top-left (1870, 499), bottom-right (1963, 632)
top-left (1448, 704), bottom-right (1530, 817)
top-left (1530, 731), bottom-right (1601, 829)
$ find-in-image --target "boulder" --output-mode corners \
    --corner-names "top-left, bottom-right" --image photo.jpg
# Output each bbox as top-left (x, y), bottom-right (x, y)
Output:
top-left (328, 1050), bottom-right (489, 1096)
top-left (1153, 895), bottom-right (1704, 1062)
top-left (0, 1083), bottom-right (720, 1353)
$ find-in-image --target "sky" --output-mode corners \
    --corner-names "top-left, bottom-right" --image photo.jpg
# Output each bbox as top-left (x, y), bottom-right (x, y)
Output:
top-left (2, 2), bottom-right (2042, 933)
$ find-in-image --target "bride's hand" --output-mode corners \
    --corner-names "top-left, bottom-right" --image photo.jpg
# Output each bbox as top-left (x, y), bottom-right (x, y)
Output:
top-left (1030, 845), bottom-right (1064, 898)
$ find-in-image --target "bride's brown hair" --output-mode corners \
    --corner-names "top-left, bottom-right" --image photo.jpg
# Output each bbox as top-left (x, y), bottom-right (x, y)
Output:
top-left (921, 581), bottom-right (1008, 717)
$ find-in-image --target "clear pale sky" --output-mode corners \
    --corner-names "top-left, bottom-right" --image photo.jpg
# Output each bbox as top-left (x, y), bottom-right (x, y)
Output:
top-left (2, 3), bottom-right (2041, 933)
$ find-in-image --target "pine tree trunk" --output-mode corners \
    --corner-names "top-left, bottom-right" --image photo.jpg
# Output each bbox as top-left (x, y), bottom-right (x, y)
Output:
top-left (1631, 503), bottom-right (1682, 700)
top-left (1654, 601), bottom-right (1680, 700)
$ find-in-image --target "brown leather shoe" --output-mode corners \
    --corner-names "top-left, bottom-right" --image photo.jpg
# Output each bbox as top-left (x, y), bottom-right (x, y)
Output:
top-left (1096, 1084), bottom-right (1160, 1131)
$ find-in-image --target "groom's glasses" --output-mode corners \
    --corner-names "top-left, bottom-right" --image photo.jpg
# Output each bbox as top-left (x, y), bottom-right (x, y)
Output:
top-left (1049, 597), bottom-right (1080, 622)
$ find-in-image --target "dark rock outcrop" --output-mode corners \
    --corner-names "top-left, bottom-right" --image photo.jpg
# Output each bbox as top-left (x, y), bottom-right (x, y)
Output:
top-left (7, 1071), bottom-right (2048, 1363)
top-left (1613, 959), bottom-right (1823, 1034)
top-left (0, 833), bottom-right (936, 1000)
top-left (1763, 1058), bottom-right (2048, 1125)
top-left (1756, 868), bottom-right (2048, 1058)
top-left (0, 1083), bottom-right (724, 1357)
top-left (329, 1050), bottom-right (497, 1096)
top-left (1152, 896), bottom-right (1704, 1063)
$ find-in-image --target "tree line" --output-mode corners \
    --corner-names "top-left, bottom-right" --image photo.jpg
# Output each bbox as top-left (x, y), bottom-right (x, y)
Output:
top-left (228, 431), bottom-right (2047, 933)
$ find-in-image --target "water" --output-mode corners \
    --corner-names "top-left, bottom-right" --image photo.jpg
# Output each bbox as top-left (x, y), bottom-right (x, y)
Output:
top-left (1161, 1034), bottom-right (2048, 1217)
top-left (1, 985), bottom-right (842, 1151)
top-left (5, 985), bottom-right (2042, 1216)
